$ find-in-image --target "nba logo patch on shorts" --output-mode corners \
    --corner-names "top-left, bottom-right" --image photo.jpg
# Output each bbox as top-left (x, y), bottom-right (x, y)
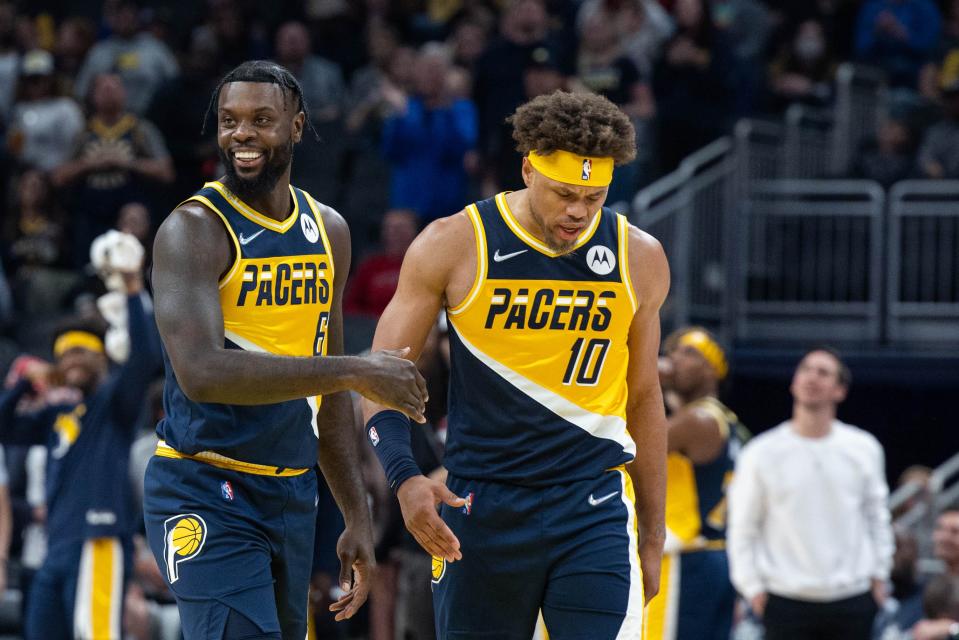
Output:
top-left (221, 481), bottom-right (234, 501)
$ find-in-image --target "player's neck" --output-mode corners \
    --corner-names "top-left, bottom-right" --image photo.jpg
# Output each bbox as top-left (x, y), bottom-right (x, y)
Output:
top-left (790, 404), bottom-right (835, 439)
top-left (229, 172), bottom-right (293, 222)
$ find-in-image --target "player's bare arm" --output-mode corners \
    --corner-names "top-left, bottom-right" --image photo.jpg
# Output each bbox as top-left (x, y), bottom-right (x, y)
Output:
top-left (624, 224), bottom-right (671, 604)
top-left (152, 201), bottom-right (426, 417)
top-left (667, 407), bottom-right (726, 464)
top-left (298, 208), bottom-right (375, 621)
top-left (362, 212), bottom-right (476, 563)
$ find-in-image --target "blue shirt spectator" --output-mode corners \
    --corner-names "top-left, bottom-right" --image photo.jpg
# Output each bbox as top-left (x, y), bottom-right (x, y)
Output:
top-left (382, 46), bottom-right (478, 222)
top-left (855, 0), bottom-right (942, 88)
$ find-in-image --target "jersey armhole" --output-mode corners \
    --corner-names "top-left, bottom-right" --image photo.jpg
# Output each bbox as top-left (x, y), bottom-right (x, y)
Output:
top-left (303, 192), bottom-right (336, 282)
top-left (183, 195), bottom-right (241, 289)
top-left (617, 214), bottom-right (639, 313)
top-left (694, 399), bottom-right (731, 441)
top-left (447, 204), bottom-right (487, 316)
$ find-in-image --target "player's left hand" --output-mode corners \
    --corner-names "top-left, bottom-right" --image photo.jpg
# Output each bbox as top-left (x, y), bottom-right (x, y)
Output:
top-left (638, 541), bottom-right (663, 604)
top-left (329, 525), bottom-right (375, 621)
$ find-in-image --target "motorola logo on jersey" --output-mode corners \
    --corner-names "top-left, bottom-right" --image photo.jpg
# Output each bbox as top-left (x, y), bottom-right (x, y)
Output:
top-left (236, 258), bottom-right (331, 307)
top-left (163, 513), bottom-right (207, 583)
top-left (484, 286), bottom-right (615, 331)
top-left (301, 213), bottom-right (320, 243)
top-left (586, 245), bottom-right (616, 275)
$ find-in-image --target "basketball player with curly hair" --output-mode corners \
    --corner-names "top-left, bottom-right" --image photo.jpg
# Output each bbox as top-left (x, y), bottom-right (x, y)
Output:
top-left (364, 90), bottom-right (670, 638)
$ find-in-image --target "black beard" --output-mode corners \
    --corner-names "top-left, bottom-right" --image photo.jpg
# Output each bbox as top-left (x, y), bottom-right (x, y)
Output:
top-left (219, 141), bottom-right (293, 202)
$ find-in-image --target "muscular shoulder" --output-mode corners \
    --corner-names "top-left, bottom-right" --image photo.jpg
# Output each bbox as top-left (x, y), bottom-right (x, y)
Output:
top-left (624, 221), bottom-right (670, 309)
top-left (404, 210), bottom-right (474, 271)
top-left (153, 200), bottom-right (232, 282)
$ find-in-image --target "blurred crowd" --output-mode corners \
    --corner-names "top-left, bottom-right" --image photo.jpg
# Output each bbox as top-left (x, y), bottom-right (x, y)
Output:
top-left (0, 0), bottom-right (957, 639)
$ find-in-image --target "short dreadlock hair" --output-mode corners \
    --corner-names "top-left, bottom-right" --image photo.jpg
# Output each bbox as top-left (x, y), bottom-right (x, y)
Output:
top-left (509, 91), bottom-right (636, 165)
top-left (202, 60), bottom-right (318, 140)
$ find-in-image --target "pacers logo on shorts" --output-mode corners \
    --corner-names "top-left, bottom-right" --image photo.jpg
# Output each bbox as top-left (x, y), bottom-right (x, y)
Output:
top-left (163, 514), bottom-right (207, 583)
top-left (431, 556), bottom-right (446, 584)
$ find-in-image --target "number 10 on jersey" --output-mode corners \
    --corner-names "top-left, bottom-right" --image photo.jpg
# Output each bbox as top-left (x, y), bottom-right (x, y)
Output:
top-left (563, 338), bottom-right (610, 386)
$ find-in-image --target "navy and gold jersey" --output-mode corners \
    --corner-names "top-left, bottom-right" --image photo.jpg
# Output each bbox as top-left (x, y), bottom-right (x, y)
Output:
top-left (445, 193), bottom-right (638, 485)
top-left (157, 181), bottom-right (335, 469)
top-left (665, 397), bottom-right (749, 551)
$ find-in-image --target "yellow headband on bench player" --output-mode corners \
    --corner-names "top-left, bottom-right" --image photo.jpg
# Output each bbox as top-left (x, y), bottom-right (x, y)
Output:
top-left (527, 150), bottom-right (614, 187)
top-left (54, 331), bottom-right (105, 357)
top-left (678, 330), bottom-right (728, 380)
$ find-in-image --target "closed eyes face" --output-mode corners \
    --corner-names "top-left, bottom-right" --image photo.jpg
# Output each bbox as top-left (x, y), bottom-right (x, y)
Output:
top-left (523, 161), bottom-right (608, 253)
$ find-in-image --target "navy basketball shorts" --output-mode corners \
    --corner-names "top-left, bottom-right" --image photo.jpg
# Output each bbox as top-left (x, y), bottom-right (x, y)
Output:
top-left (143, 455), bottom-right (317, 640)
top-left (644, 548), bottom-right (736, 640)
top-left (432, 466), bottom-right (644, 640)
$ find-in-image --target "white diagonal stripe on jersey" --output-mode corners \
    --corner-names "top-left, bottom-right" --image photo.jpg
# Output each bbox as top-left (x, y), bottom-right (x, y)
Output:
top-left (224, 329), bottom-right (268, 353)
top-left (453, 328), bottom-right (636, 455)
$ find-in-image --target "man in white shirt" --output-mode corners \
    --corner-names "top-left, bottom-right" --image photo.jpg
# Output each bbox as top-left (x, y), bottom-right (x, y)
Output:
top-left (727, 347), bottom-right (894, 640)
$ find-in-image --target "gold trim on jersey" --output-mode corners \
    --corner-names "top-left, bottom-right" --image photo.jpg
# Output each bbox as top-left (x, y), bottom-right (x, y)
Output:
top-left (90, 114), bottom-right (137, 140)
top-left (154, 441), bottom-right (310, 476)
top-left (494, 192), bottom-right (602, 257)
top-left (184, 194), bottom-right (243, 289)
top-left (303, 193), bottom-right (336, 282)
top-left (207, 181), bottom-right (300, 233)
top-left (447, 204), bottom-right (488, 316)
top-left (690, 397), bottom-right (731, 440)
top-left (617, 214), bottom-right (638, 312)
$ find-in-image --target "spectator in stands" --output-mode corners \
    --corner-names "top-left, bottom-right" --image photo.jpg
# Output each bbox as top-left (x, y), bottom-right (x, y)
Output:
top-left (572, 10), bottom-right (656, 206)
top-left (728, 347), bottom-right (894, 640)
top-left (874, 529), bottom-right (927, 640)
top-left (346, 24), bottom-right (407, 141)
top-left (713, 0), bottom-right (773, 116)
top-left (53, 72), bottom-right (174, 267)
top-left (487, 46), bottom-right (568, 195)
top-left (146, 27), bottom-right (220, 204)
top-left (53, 17), bottom-right (96, 97)
top-left (854, 0), bottom-right (942, 89)
top-left (934, 510), bottom-right (959, 576)
top-left (5, 170), bottom-right (67, 274)
top-left (448, 15), bottom-right (492, 75)
top-left (849, 107), bottom-right (920, 187)
top-left (910, 574), bottom-right (959, 640)
top-left (74, 1), bottom-right (179, 115)
top-left (6, 50), bottom-right (84, 172)
top-left (344, 209), bottom-right (419, 318)
top-left (767, 19), bottom-right (838, 112)
top-left (576, 0), bottom-right (675, 78)
top-left (381, 44), bottom-right (478, 222)
top-left (917, 64), bottom-right (959, 178)
top-left (654, 0), bottom-right (735, 173)
top-left (473, 0), bottom-right (562, 192)
top-left (0, 445), bottom-right (11, 595)
top-left (0, 2), bottom-right (19, 124)
top-left (274, 21), bottom-right (345, 125)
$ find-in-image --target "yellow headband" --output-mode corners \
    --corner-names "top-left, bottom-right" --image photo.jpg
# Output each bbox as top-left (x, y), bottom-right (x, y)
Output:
top-left (527, 150), bottom-right (614, 187)
top-left (678, 330), bottom-right (728, 379)
top-left (54, 331), bottom-right (104, 358)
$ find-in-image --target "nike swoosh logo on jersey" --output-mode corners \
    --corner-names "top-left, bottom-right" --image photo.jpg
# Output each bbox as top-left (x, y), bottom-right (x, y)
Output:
top-left (588, 491), bottom-right (619, 507)
top-left (238, 229), bottom-right (265, 245)
top-left (493, 249), bottom-right (528, 262)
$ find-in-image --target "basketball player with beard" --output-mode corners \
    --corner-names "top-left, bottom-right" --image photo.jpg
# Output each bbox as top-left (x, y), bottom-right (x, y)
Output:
top-left (142, 61), bottom-right (428, 640)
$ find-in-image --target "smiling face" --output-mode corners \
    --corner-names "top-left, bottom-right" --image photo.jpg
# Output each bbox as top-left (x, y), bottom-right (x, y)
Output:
top-left (216, 81), bottom-right (303, 202)
top-left (521, 158), bottom-right (607, 253)
top-left (56, 346), bottom-right (107, 394)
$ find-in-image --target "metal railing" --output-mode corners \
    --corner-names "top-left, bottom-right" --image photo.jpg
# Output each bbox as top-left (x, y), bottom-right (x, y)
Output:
top-left (887, 181), bottom-right (959, 344)
top-left (632, 137), bottom-right (737, 337)
top-left (831, 63), bottom-right (887, 175)
top-left (737, 180), bottom-right (885, 342)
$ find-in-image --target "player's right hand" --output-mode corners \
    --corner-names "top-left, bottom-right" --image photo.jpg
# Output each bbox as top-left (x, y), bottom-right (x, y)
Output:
top-left (396, 475), bottom-right (465, 563)
top-left (357, 347), bottom-right (428, 423)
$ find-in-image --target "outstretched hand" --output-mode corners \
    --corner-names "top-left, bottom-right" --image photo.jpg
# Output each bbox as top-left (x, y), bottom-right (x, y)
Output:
top-left (397, 475), bottom-right (466, 562)
top-left (328, 525), bottom-right (375, 621)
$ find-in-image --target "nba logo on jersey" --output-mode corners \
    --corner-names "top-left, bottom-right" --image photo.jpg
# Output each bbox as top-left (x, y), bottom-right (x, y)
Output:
top-left (369, 426), bottom-right (380, 446)
top-left (462, 492), bottom-right (474, 515)
top-left (220, 481), bottom-right (234, 501)
top-left (581, 158), bottom-right (592, 181)
top-left (163, 514), bottom-right (207, 583)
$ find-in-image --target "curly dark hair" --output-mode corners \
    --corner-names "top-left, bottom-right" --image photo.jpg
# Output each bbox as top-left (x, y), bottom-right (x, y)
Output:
top-left (509, 91), bottom-right (636, 165)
